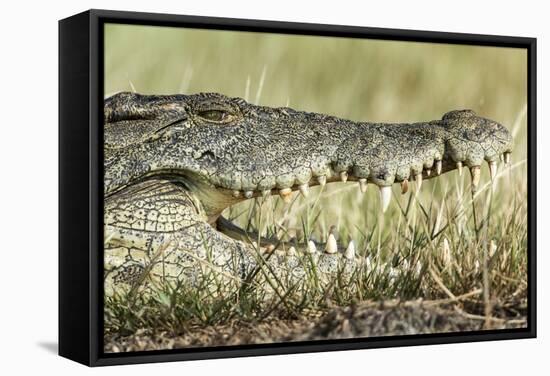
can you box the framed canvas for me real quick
[59,9,537,366]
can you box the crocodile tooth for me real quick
[307,240,317,253]
[456,161,463,176]
[379,186,391,213]
[288,246,297,256]
[435,160,442,175]
[279,188,293,203]
[489,161,498,181]
[426,168,432,177]
[232,190,241,198]
[401,179,409,194]
[299,183,310,197]
[325,233,338,254]
[244,190,254,199]
[415,173,423,191]
[317,175,327,186]
[339,171,348,182]
[470,166,481,191]
[344,240,355,260]
[503,152,511,165]
[261,190,271,198]
[358,178,368,193]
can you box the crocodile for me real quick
[103,92,512,296]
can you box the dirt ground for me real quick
[104,299,527,353]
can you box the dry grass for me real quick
[103,24,529,350]
[105,297,526,352]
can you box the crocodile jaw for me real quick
[104,93,513,218]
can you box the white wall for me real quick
[0,0,546,374]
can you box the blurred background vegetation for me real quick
[104,24,528,342]
[104,24,526,125]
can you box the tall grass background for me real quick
[104,24,528,337]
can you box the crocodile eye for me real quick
[197,110,232,123]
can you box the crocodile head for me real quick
[104,92,512,220]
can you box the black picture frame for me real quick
[59,9,537,367]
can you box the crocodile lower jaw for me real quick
[207,151,511,256]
